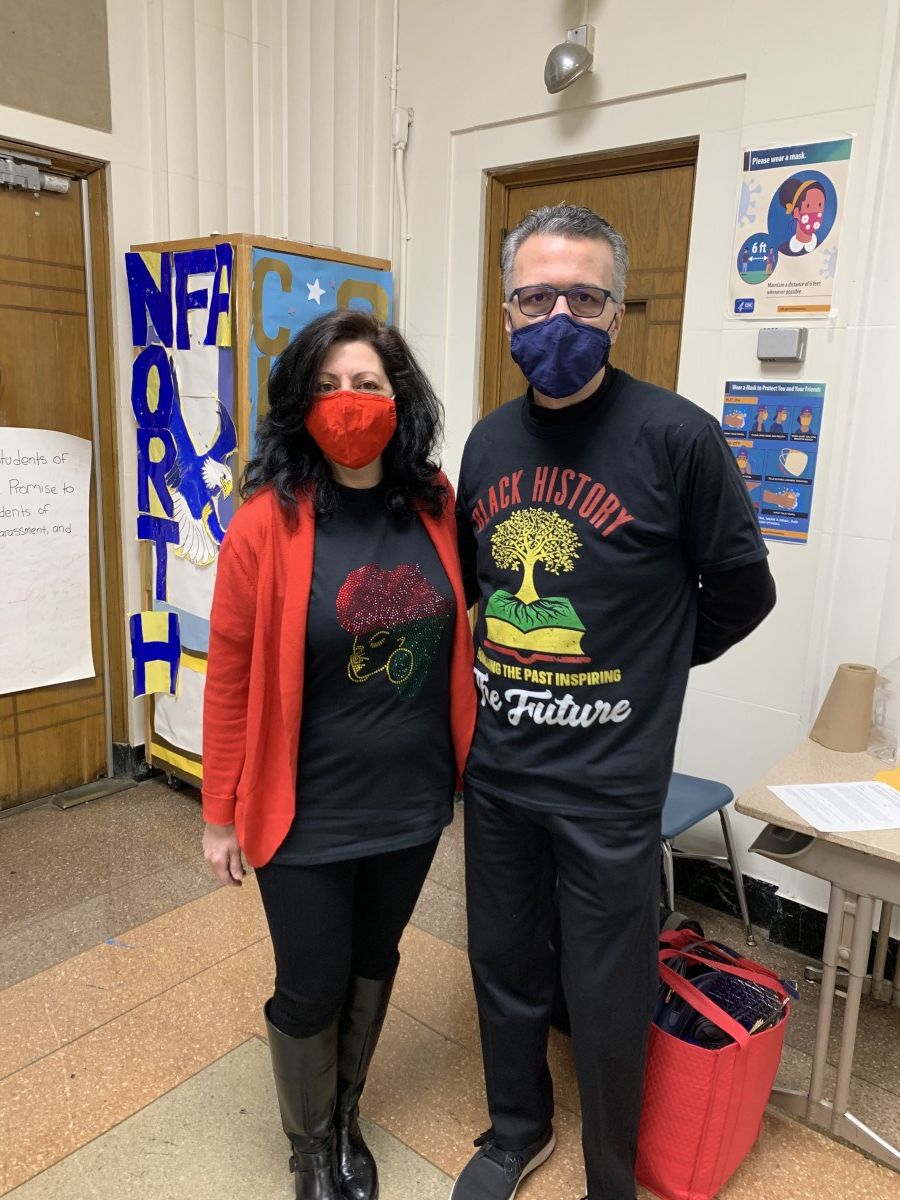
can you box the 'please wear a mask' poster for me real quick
[721,380,826,545]
[729,137,853,319]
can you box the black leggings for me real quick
[256,837,439,1038]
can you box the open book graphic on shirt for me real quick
[484,590,588,664]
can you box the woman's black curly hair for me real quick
[242,309,447,519]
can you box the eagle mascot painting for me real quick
[165,377,238,567]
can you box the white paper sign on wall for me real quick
[0,428,94,695]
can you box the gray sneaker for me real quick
[449,1126,555,1200]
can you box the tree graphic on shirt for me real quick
[491,509,581,604]
[484,509,588,664]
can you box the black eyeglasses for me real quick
[508,284,617,318]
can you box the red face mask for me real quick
[306,390,397,470]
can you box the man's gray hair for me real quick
[501,203,629,303]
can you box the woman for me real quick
[777,177,827,256]
[201,309,475,1200]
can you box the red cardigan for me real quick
[201,479,476,867]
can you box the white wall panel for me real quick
[224,0,252,40]
[165,169,202,240]
[194,8,228,233]
[285,0,313,241]
[195,0,225,29]
[158,0,199,179]
[144,0,172,233]
[118,0,391,247]
[255,0,278,49]
[255,39,276,235]
[879,528,900,670]
[333,0,362,248]
[262,0,287,233]
[224,28,255,229]
[309,0,337,246]
[369,0,394,260]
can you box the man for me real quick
[451,205,775,1200]
[795,406,816,436]
[750,405,770,434]
[769,405,789,434]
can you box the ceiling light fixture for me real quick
[544,23,596,94]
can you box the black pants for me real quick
[464,785,661,1200]
[256,837,439,1038]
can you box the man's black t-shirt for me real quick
[273,482,457,864]
[456,368,767,815]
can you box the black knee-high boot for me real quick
[334,975,395,1200]
[265,1002,342,1200]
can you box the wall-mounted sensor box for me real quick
[756,326,807,362]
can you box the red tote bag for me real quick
[636,938,790,1200]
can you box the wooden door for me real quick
[481,141,697,415]
[0,176,107,807]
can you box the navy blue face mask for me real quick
[509,312,612,400]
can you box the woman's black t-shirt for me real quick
[272,481,457,865]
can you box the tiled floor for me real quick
[1,780,899,1199]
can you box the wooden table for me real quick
[735,741,900,1169]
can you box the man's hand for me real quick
[202,822,245,886]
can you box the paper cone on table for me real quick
[810,663,876,752]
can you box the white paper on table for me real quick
[768,781,900,832]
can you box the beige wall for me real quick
[395,0,900,915]
[0,0,111,131]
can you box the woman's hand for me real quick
[202,822,245,886]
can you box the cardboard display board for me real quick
[124,235,392,786]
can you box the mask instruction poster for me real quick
[730,137,853,319]
[721,380,825,544]
[0,428,94,694]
